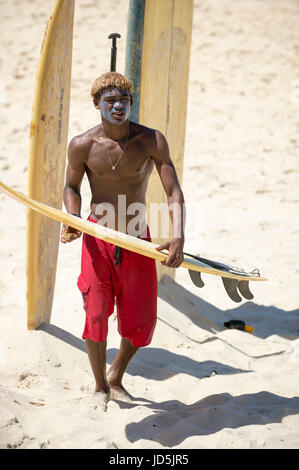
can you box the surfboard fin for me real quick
[237,280,254,300]
[188,269,205,288]
[221,277,242,303]
[188,270,255,302]
[222,278,255,302]
[184,251,258,302]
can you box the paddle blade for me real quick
[221,277,242,303]
[237,280,254,300]
[188,269,205,288]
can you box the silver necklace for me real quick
[104,127,129,171]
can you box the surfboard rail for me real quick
[0,180,267,284]
[125,0,194,282]
[26,0,75,330]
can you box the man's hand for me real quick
[61,224,82,243]
[155,238,184,268]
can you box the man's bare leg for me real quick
[85,338,109,410]
[107,337,138,400]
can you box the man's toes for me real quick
[92,391,109,411]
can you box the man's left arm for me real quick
[150,130,185,268]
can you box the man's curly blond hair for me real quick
[91,72,133,100]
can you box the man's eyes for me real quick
[105,98,129,102]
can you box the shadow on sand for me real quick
[37,323,250,380]
[38,275,298,382]
[124,391,299,446]
[158,275,299,341]
[38,278,299,447]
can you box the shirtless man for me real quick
[61,72,185,408]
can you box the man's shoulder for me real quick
[130,121,164,143]
[69,125,101,150]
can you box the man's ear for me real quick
[93,97,100,109]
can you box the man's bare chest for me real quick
[86,139,154,178]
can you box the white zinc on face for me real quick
[99,87,132,125]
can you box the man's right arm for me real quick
[61,136,87,243]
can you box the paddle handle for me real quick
[108,33,121,71]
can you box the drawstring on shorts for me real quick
[114,246,123,266]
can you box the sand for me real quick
[0,0,299,449]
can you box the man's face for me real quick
[95,87,132,125]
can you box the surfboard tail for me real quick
[188,267,256,303]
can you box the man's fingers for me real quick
[67,231,82,241]
[173,258,184,268]
[64,232,74,242]
[155,243,169,265]
[61,229,82,243]
[165,253,184,268]
[163,252,177,267]
[155,243,169,252]
[154,243,184,268]
[174,253,184,268]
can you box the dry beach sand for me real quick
[0,0,299,449]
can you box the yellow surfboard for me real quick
[125,0,194,281]
[0,180,267,305]
[27,0,75,330]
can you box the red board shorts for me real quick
[77,216,158,347]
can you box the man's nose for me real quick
[113,100,123,110]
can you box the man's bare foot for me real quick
[109,383,133,401]
[92,387,110,412]
[107,371,132,401]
